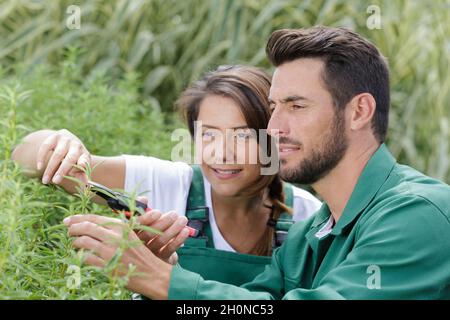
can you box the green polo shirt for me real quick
[168,144,450,299]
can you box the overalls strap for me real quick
[273,182,295,248]
[185,165,212,247]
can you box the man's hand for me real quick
[64,214,172,299]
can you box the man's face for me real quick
[267,58,348,184]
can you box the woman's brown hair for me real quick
[176,65,292,256]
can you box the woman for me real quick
[12,65,321,286]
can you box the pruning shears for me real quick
[87,180,199,237]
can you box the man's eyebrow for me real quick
[268,95,311,104]
[202,124,249,130]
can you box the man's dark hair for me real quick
[266,26,390,142]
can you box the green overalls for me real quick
[176,165,295,286]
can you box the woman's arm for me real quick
[14,130,191,265]
[11,129,125,203]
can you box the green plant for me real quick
[1,0,448,182]
[0,67,171,299]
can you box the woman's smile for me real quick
[210,166,243,180]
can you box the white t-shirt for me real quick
[122,155,322,252]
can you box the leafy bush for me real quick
[0,57,175,299]
[1,0,448,181]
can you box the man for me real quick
[63,26,450,299]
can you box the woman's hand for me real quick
[64,214,172,299]
[137,211,190,264]
[37,129,91,185]
[134,197,190,264]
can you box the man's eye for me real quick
[292,104,306,110]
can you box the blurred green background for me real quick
[0,0,449,299]
[1,0,449,181]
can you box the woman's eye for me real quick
[237,133,249,139]
[235,132,252,140]
[202,131,216,138]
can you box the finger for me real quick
[65,169,89,193]
[141,211,178,244]
[67,166,84,181]
[135,210,162,243]
[42,138,70,184]
[147,215,187,252]
[64,214,124,232]
[76,153,90,182]
[74,171,89,187]
[76,153,90,177]
[77,153,90,168]
[72,235,113,261]
[167,252,179,265]
[137,211,176,247]
[52,144,83,184]
[68,221,118,244]
[157,227,189,261]
[148,211,179,232]
[83,253,106,268]
[36,134,58,171]
[67,161,89,186]
[136,209,162,227]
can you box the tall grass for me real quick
[0,58,174,298]
[1,0,448,182]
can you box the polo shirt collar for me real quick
[330,143,396,235]
[309,144,395,232]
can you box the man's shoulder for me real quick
[362,163,450,229]
[387,163,450,215]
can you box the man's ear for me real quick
[348,93,376,132]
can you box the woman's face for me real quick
[196,94,262,197]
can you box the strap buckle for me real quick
[186,206,209,239]
[274,230,288,247]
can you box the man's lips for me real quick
[278,144,301,154]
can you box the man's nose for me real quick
[267,107,288,137]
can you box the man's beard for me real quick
[279,110,348,185]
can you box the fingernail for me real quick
[170,212,177,219]
[53,175,62,184]
[183,227,192,238]
[63,217,70,226]
[42,175,49,184]
[37,162,42,170]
